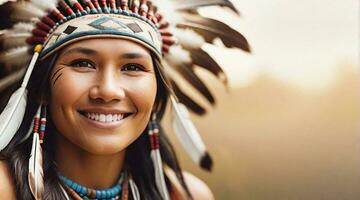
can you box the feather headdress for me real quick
[0,0,250,197]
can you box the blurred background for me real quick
[165,0,360,199]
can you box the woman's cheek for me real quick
[51,71,93,102]
[123,76,157,108]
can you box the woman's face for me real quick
[49,38,157,155]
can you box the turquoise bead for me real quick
[106,190,111,198]
[74,183,81,192]
[80,186,87,195]
[101,190,106,198]
[96,190,101,198]
[110,189,115,197]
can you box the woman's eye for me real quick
[70,60,96,69]
[122,64,144,72]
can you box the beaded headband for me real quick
[41,13,163,59]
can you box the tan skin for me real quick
[0,38,214,200]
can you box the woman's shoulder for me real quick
[0,160,16,199]
[165,167,215,200]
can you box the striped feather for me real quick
[0,32,31,49]
[178,13,251,52]
[172,28,205,49]
[171,80,206,115]
[30,0,57,11]
[11,1,46,21]
[0,67,26,93]
[170,96,212,170]
[0,46,31,69]
[165,46,215,104]
[188,48,228,85]
[12,22,35,33]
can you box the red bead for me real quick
[74,2,84,12]
[51,9,65,21]
[91,0,101,9]
[36,21,52,32]
[26,36,46,45]
[109,0,116,9]
[84,0,95,10]
[32,29,48,37]
[59,0,75,15]
[42,16,56,27]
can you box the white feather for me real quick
[0,46,31,68]
[13,22,35,33]
[152,0,182,24]
[30,0,57,11]
[1,32,31,49]
[0,0,11,5]
[172,28,205,49]
[12,2,46,21]
[170,96,207,164]
[0,49,40,150]
[164,45,191,66]
[150,150,170,200]
[148,120,170,200]
[0,87,27,150]
[28,131,44,200]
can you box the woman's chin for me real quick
[77,137,131,155]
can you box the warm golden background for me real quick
[165,0,359,199]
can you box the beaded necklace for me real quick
[60,173,128,200]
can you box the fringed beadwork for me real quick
[39,105,46,144]
[149,119,160,151]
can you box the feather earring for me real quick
[28,104,45,200]
[148,114,170,200]
[0,44,43,151]
[170,95,213,170]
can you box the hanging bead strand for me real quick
[39,106,46,144]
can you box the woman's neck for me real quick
[54,133,125,189]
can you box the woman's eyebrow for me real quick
[62,47,98,57]
[120,53,150,59]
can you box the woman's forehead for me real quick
[59,38,151,57]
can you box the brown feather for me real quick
[170,80,206,115]
[173,62,215,105]
[173,0,239,14]
[187,48,228,85]
[178,14,251,52]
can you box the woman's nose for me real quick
[89,70,125,103]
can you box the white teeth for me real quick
[106,114,112,122]
[84,112,127,123]
[99,114,106,122]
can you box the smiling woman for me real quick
[0,0,249,200]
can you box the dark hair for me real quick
[0,50,192,199]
